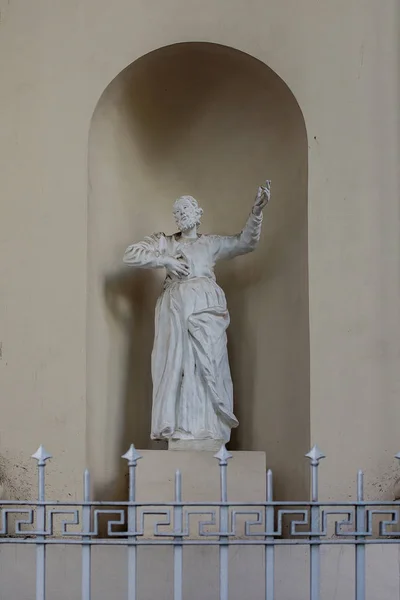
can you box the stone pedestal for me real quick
[168,438,225,451]
[136,449,266,502]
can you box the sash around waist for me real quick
[163,274,217,289]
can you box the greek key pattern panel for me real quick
[0,505,399,540]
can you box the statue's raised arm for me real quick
[122,183,270,451]
[210,180,271,262]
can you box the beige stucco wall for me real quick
[0,0,399,502]
[1,545,399,599]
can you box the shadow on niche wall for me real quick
[104,268,166,450]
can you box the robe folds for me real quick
[123,212,263,443]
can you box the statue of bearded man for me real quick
[123,182,270,450]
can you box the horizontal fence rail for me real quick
[0,445,400,600]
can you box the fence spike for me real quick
[31,445,52,465]
[214,445,232,465]
[305,445,325,465]
[122,444,142,466]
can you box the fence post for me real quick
[265,469,275,600]
[214,445,232,600]
[122,444,142,600]
[32,446,52,600]
[306,445,325,600]
[355,470,365,600]
[82,469,91,600]
[173,470,183,600]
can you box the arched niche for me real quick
[87,42,309,501]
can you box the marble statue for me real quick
[123,182,271,450]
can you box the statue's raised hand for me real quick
[252,180,271,216]
[160,254,190,278]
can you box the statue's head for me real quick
[173,195,203,232]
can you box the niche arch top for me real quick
[87,42,309,501]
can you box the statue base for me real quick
[136,449,266,505]
[168,438,225,451]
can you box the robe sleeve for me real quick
[123,233,167,268]
[210,212,263,261]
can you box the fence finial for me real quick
[306,445,325,466]
[214,445,232,465]
[122,444,142,466]
[31,445,52,465]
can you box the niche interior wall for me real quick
[87,42,309,500]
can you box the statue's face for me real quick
[173,197,198,232]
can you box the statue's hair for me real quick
[173,195,204,226]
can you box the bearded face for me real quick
[173,197,202,232]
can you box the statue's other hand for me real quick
[160,255,190,278]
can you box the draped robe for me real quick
[123,212,263,443]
